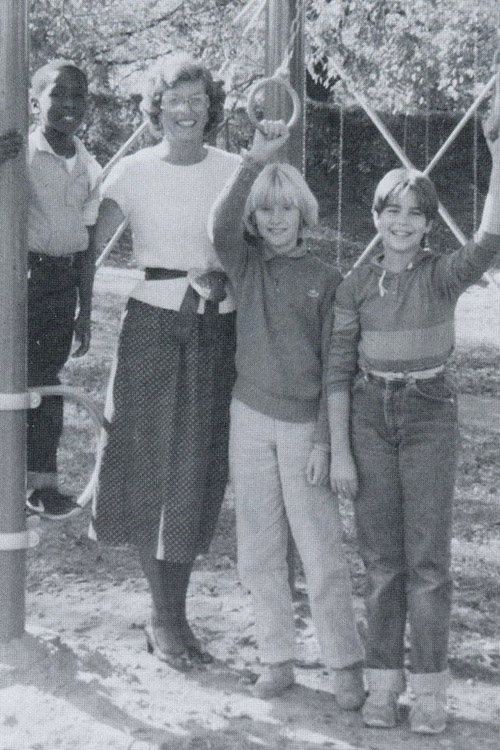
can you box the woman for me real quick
[90,54,241,670]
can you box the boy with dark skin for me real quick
[1,60,101,517]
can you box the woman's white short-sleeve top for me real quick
[103,143,241,311]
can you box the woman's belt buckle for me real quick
[187,268,228,304]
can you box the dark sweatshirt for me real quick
[212,158,342,445]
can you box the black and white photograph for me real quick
[0,2,499,748]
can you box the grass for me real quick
[26,260,500,686]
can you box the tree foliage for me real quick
[26,0,500,166]
[29,0,261,95]
[308,0,500,113]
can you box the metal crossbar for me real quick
[326,57,499,268]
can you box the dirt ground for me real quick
[0,268,499,750]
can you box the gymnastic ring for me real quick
[247,74,301,132]
[28,385,103,521]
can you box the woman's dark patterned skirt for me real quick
[91,298,236,561]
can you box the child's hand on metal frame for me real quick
[0,129,23,165]
[249,119,289,165]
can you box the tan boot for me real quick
[253,660,295,699]
[333,663,366,710]
[362,669,406,728]
[409,671,448,734]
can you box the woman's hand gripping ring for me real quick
[247,73,301,133]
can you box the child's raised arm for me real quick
[0,129,23,166]
[211,120,289,279]
[478,121,500,238]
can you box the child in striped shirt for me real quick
[326,124,500,734]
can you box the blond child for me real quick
[212,122,365,705]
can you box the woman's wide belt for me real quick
[144,267,229,343]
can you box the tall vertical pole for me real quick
[265,0,306,173]
[0,1,29,641]
[265,0,306,594]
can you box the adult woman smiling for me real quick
[91,55,241,669]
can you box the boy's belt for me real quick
[29,252,80,269]
[144,267,228,344]
[144,268,187,281]
[364,365,446,383]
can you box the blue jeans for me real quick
[230,399,364,667]
[350,373,459,673]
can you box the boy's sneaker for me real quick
[333,664,366,710]
[253,661,295,699]
[361,690,399,728]
[27,488,78,519]
[410,693,447,734]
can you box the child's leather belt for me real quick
[364,365,446,383]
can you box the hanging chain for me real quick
[274,0,306,78]
[472,27,479,235]
[336,97,344,271]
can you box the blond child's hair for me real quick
[243,162,319,240]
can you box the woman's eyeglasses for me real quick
[161,94,209,111]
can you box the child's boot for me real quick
[362,668,406,728]
[253,660,295,698]
[409,671,448,734]
[333,662,366,710]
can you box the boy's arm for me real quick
[477,123,500,237]
[211,157,262,279]
[327,390,358,500]
[73,224,96,357]
[437,125,500,295]
[0,130,23,166]
[326,276,361,499]
[312,270,343,450]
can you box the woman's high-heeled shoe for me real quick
[144,624,192,671]
[180,620,214,664]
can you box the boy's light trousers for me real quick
[230,398,364,667]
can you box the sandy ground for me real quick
[1,267,499,750]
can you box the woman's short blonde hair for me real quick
[140,53,225,138]
[243,162,319,238]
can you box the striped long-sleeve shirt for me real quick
[326,234,500,392]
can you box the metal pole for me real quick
[265,0,306,594]
[0,1,29,641]
[265,0,305,173]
